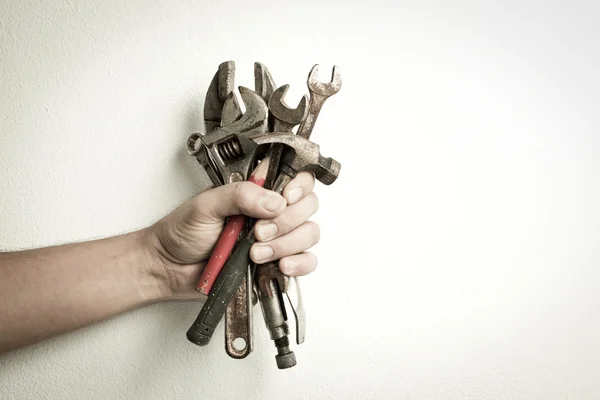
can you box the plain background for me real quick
[1,0,599,399]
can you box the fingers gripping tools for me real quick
[187,62,270,358]
[184,62,342,369]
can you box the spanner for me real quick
[186,66,270,358]
[256,85,309,368]
[224,63,280,359]
[266,65,342,352]
[296,65,342,139]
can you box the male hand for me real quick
[149,172,319,299]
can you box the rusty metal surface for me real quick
[204,61,236,133]
[256,263,289,298]
[249,132,341,189]
[224,267,253,358]
[268,85,309,132]
[296,64,342,139]
[256,262,296,369]
[254,62,277,104]
[264,84,309,192]
[186,61,343,368]
[192,87,269,185]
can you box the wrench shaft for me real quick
[297,95,327,139]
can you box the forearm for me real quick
[0,228,168,354]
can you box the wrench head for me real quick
[220,92,243,128]
[307,64,342,95]
[204,61,236,132]
[220,86,269,135]
[254,62,277,104]
[268,85,309,126]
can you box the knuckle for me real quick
[233,182,255,206]
[278,211,297,234]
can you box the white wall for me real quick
[1,0,600,398]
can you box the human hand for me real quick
[147,172,319,299]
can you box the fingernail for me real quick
[256,223,278,241]
[253,245,273,262]
[261,194,285,212]
[287,187,303,204]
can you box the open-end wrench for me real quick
[223,63,279,359]
[296,65,342,139]
[266,66,341,350]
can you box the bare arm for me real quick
[0,229,167,353]
[0,172,320,354]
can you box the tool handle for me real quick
[187,234,256,346]
[196,214,247,295]
[196,161,269,295]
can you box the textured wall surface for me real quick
[1,1,600,399]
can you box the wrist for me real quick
[136,227,175,301]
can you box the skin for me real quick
[0,172,319,354]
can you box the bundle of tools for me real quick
[185,61,342,369]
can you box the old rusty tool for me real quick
[261,66,342,355]
[188,61,238,187]
[296,65,342,139]
[186,132,341,348]
[255,84,308,369]
[223,63,279,359]
[204,61,239,133]
[185,86,269,352]
[187,87,269,297]
[254,62,277,109]
[256,262,296,368]
[265,84,308,191]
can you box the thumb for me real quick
[198,181,287,221]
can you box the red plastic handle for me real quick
[196,162,269,295]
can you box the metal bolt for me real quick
[274,336,296,369]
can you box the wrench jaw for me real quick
[297,64,342,139]
[204,61,236,133]
[254,62,278,135]
[186,133,225,187]
[254,62,277,104]
[198,88,269,184]
[307,64,342,94]
[220,92,243,128]
[268,85,309,131]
